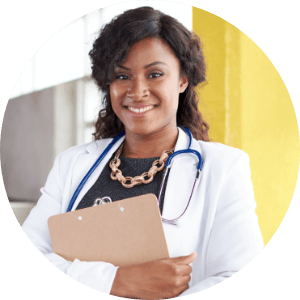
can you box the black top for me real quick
[75,155,169,214]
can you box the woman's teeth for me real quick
[127,105,154,113]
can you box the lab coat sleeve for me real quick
[180,152,264,296]
[22,152,119,294]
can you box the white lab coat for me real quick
[22,127,264,296]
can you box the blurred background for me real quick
[1,0,299,246]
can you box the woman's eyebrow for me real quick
[144,61,168,69]
[116,61,168,71]
[116,65,130,70]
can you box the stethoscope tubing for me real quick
[158,167,199,225]
[66,127,203,215]
[166,149,203,170]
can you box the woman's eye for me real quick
[116,74,129,80]
[149,72,163,79]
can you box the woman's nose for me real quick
[126,78,149,100]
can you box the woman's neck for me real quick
[121,126,178,158]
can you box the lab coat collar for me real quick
[85,135,125,154]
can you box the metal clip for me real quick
[93,196,112,206]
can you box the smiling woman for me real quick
[109,37,188,157]
[22,6,264,299]
[90,7,208,143]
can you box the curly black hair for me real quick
[89,6,209,141]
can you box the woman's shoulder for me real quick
[62,138,113,154]
[56,138,114,165]
[57,141,92,160]
[198,140,247,157]
[196,140,250,173]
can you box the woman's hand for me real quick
[110,252,197,299]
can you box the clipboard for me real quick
[48,193,169,267]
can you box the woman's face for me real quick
[109,37,188,136]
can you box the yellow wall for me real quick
[193,7,300,245]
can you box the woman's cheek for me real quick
[109,84,119,99]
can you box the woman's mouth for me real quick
[125,105,155,114]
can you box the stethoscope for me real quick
[66,127,204,225]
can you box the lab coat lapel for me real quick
[162,128,201,228]
[69,135,125,211]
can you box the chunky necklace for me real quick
[109,142,174,188]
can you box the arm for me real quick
[179,152,264,296]
[22,152,118,294]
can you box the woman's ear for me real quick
[179,75,189,93]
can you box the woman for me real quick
[22,6,264,299]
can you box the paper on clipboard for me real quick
[48,193,169,267]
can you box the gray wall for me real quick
[1,87,54,201]
[1,79,82,226]
[1,78,81,204]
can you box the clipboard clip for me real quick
[93,196,112,206]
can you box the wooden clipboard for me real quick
[48,193,169,267]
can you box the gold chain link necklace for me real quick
[109,142,174,188]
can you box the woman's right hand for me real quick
[110,252,197,299]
